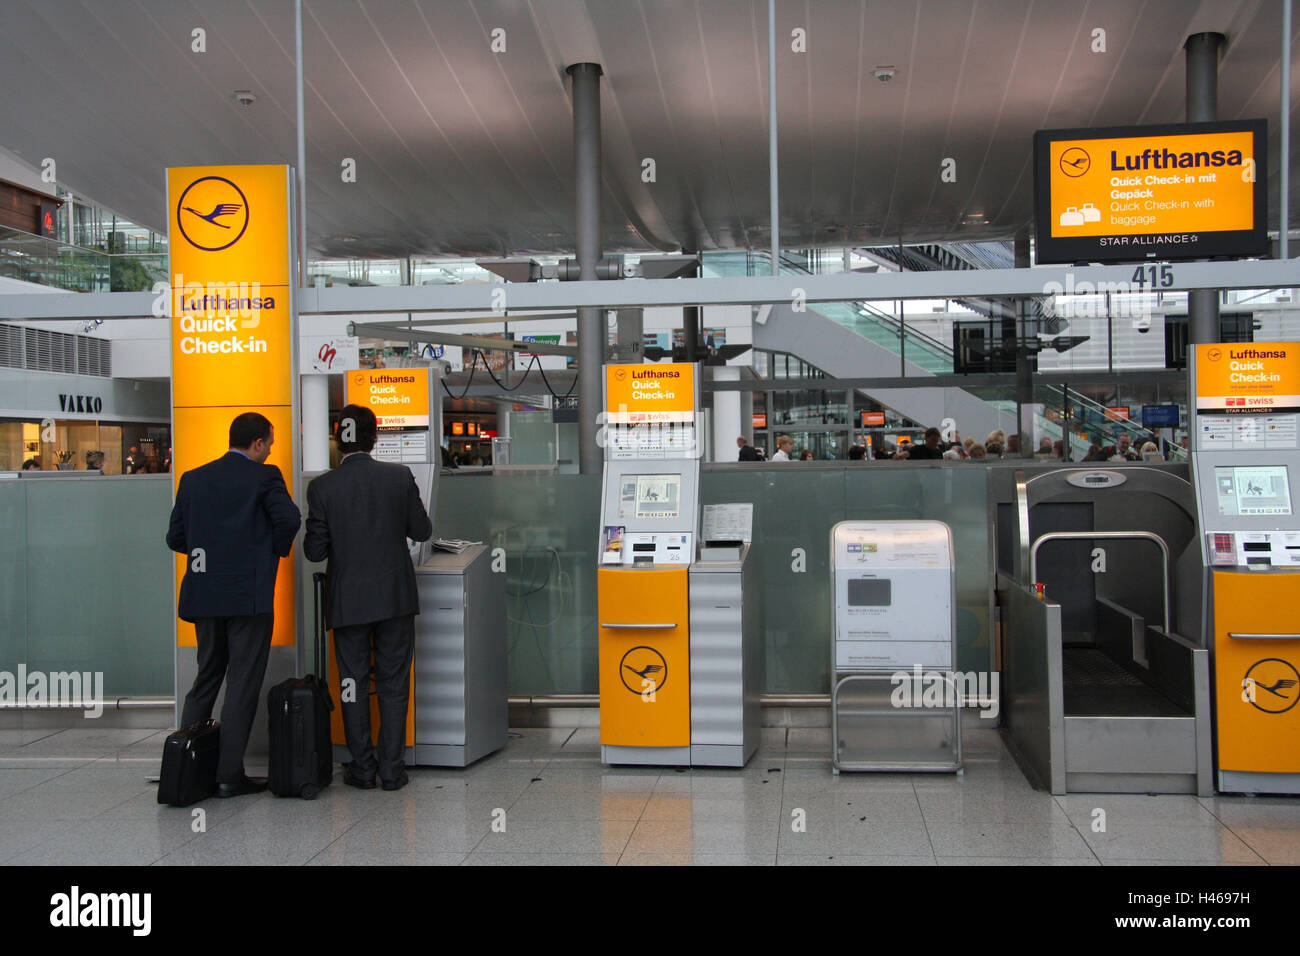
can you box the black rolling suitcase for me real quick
[267,572,335,799]
[157,719,220,806]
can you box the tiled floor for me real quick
[0,724,1296,865]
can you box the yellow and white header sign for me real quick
[1034,120,1266,264]
[168,164,298,648]
[345,369,430,429]
[605,362,696,423]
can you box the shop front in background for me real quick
[0,418,171,473]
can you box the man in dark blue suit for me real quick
[304,404,433,791]
[167,412,301,797]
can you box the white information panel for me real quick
[831,520,955,671]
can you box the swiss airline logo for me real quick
[175,176,249,252]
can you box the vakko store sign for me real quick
[1033,120,1267,264]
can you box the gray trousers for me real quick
[181,613,274,784]
[332,615,415,782]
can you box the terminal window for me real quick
[1215,465,1292,516]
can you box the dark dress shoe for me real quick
[217,776,268,798]
[343,768,376,790]
[381,771,410,792]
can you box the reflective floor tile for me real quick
[640,793,782,823]
[465,851,622,866]
[1081,824,1264,864]
[1225,827,1300,864]
[938,856,1101,866]
[10,818,204,866]
[1056,793,1221,828]
[781,791,925,824]
[307,846,466,866]
[777,820,934,856]
[917,791,1069,825]
[624,819,780,856]
[0,785,146,821]
[926,822,1095,860]
[777,854,937,866]
[507,790,650,822]
[476,819,636,855]
[619,849,776,866]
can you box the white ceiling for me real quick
[0,0,1294,258]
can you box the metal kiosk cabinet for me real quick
[412,544,507,766]
[330,543,507,768]
[1189,342,1300,794]
[830,520,962,774]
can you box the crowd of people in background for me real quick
[740,426,1174,463]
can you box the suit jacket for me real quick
[303,453,434,629]
[166,451,301,622]
[738,445,762,461]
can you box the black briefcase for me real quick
[157,719,220,806]
[267,573,334,799]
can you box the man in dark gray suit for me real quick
[167,412,301,797]
[303,404,433,791]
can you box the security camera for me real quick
[233,90,257,107]
[873,67,897,83]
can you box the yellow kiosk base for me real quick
[1213,570,1300,794]
[598,566,691,765]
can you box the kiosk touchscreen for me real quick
[1190,343,1300,793]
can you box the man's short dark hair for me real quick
[229,412,273,449]
[848,444,866,460]
[337,404,378,453]
[925,427,942,441]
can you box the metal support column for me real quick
[568,63,604,475]
[294,0,307,289]
[1283,0,1293,260]
[1186,32,1224,344]
[1014,236,1035,456]
[767,0,779,277]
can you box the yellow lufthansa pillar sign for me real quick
[167,165,298,647]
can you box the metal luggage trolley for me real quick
[830,521,963,774]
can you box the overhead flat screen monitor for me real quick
[633,474,682,519]
[1033,119,1267,263]
[1214,465,1292,516]
[1142,404,1180,428]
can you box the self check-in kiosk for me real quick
[326,364,507,767]
[598,362,759,767]
[1190,343,1300,794]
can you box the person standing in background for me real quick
[770,435,794,461]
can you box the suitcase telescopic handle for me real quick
[312,572,328,683]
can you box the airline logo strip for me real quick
[167,164,297,647]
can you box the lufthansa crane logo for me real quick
[1242,658,1299,714]
[619,645,667,695]
[1059,147,1090,178]
[176,176,250,252]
